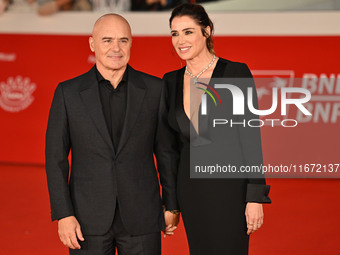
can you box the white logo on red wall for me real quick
[0,76,36,112]
[298,73,340,124]
[252,70,295,126]
[0,52,16,62]
[252,70,340,124]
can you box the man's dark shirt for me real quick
[96,66,128,152]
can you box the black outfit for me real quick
[45,65,179,255]
[69,202,161,255]
[163,58,271,255]
[97,67,128,151]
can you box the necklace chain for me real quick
[185,55,216,83]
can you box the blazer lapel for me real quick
[174,66,210,145]
[175,67,191,142]
[116,65,146,156]
[197,58,225,140]
[79,66,114,153]
[174,59,226,146]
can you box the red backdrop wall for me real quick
[1,35,339,170]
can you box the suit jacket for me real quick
[45,65,179,236]
[162,58,271,203]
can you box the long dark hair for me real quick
[169,3,215,54]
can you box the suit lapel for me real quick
[175,67,191,141]
[198,58,226,138]
[174,59,226,146]
[79,66,114,153]
[116,65,146,156]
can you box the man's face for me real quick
[89,16,132,73]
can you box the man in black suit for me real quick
[45,14,179,255]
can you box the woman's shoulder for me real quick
[218,57,249,68]
[162,66,185,81]
[218,57,252,77]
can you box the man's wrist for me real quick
[163,205,180,215]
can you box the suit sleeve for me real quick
[45,83,75,221]
[235,63,271,204]
[154,79,180,211]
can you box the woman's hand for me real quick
[245,202,263,235]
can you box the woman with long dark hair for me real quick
[163,3,271,254]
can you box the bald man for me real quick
[45,14,179,255]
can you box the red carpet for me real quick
[1,164,339,254]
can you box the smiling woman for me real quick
[170,6,214,60]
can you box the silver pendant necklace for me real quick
[185,55,216,84]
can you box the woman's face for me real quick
[170,15,209,61]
